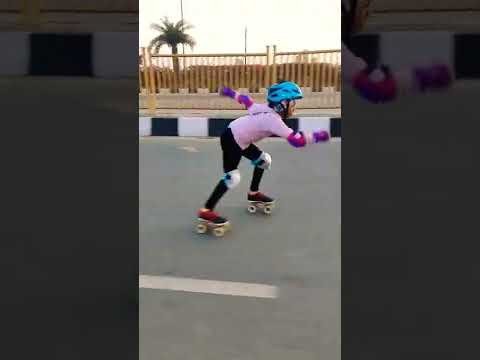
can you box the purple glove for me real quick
[414,64,452,92]
[313,130,330,143]
[220,86,236,98]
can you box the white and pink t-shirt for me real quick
[228,103,294,149]
[342,43,367,85]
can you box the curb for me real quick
[139,116,341,138]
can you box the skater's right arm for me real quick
[266,114,329,148]
[343,43,452,103]
[220,86,254,109]
[286,130,330,148]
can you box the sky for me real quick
[139,0,340,54]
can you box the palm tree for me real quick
[149,17,196,73]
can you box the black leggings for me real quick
[204,128,264,210]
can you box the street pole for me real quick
[244,27,247,65]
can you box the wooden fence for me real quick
[2,0,138,12]
[2,0,137,27]
[139,46,341,95]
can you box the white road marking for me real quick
[139,275,278,299]
[178,146,199,152]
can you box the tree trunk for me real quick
[172,45,180,74]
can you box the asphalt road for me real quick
[140,136,341,360]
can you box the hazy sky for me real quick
[140,0,340,54]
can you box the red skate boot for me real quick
[196,209,230,237]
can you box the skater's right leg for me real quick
[199,170,241,223]
[198,128,243,222]
[203,169,241,210]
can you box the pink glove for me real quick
[353,65,397,103]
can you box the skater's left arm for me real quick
[220,86,254,109]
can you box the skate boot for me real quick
[196,209,230,237]
[247,192,275,215]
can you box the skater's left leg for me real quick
[250,167,264,192]
[242,144,268,193]
[242,145,274,202]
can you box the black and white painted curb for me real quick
[350,32,480,79]
[139,117,341,138]
[0,32,136,77]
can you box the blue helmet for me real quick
[267,81,303,104]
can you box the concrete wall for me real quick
[139,91,341,110]
[0,13,137,32]
[371,0,480,11]
[367,2,480,32]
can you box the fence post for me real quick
[141,48,149,93]
[302,50,307,88]
[149,49,158,113]
[265,46,270,88]
[321,53,327,91]
[272,45,277,84]
[148,49,156,94]
[309,52,315,89]
[21,0,40,26]
[334,52,340,92]
[143,48,156,115]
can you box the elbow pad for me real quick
[236,94,254,108]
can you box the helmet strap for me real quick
[280,100,290,120]
[270,100,290,120]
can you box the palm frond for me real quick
[150,23,167,33]
[175,19,194,32]
[148,35,167,53]
[152,42,164,54]
[179,34,196,49]
[161,16,175,29]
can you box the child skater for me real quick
[342,0,452,103]
[197,81,330,226]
